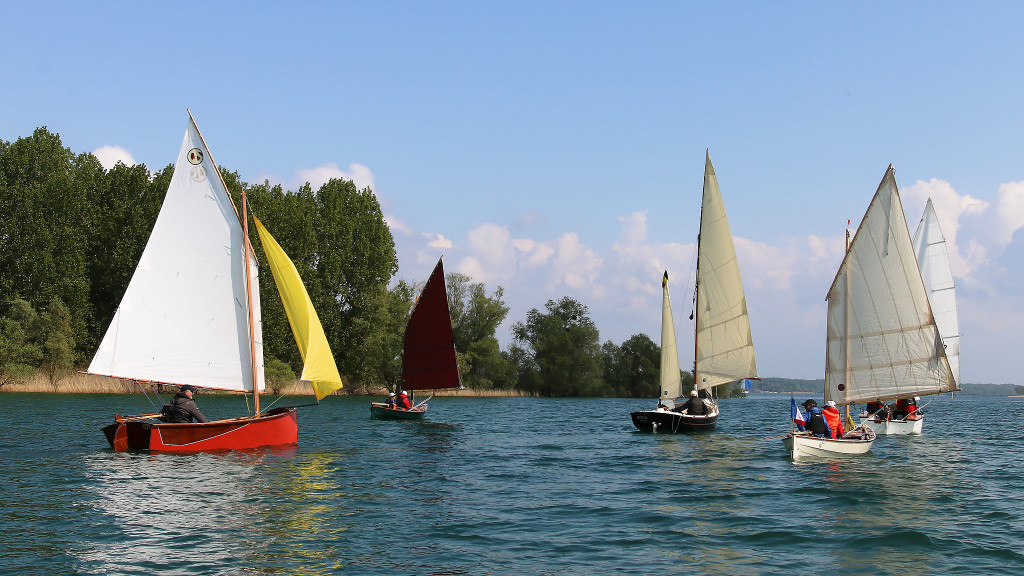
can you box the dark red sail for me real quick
[401,258,461,390]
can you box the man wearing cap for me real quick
[396,390,411,410]
[803,399,831,438]
[160,385,210,423]
[384,392,397,408]
[677,389,707,415]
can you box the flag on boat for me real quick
[791,396,805,427]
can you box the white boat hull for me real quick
[784,428,875,460]
[858,414,923,435]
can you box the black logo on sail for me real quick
[187,148,204,165]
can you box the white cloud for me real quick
[295,162,376,192]
[994,181,1024,245]
[92,146,136,170]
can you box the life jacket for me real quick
[822,407,844,438]
[397,395,411,410]
[806,408,831,437]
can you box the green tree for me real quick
[447,272,513,389]
[39,298,75,389]
[602,333,660,398]
[511,297,604,396]
[0,129,93,354]
[0,299,43,388]
[358,280,415,390]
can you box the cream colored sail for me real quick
[88,113,265,393]
[825,166,955,406]
[694,152,758,392]
[659,271,683,402]
[912,199,961,386]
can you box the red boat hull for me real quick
[101,407,298,453]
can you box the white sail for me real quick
[659,272,683,401]
[694,152,758,391]
[912,199,961,386]
[825,166,954,406]
[88,113,265,393]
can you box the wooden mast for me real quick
[241,188,261,415]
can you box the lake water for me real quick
[1,392,1021,575]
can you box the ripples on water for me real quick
[1,392,1022,575]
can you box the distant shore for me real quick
[0,372,533,397]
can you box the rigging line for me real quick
[136,380,164,411]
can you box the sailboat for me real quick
[630,152,758,432]
[858,198,961,434]
[784,165,954,458]
[92,111,343,452]
[370,257,461,420]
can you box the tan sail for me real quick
[694,152,758,391]
[825,165,956,406]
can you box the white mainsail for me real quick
[88,113,265,392]
[825,166,955,406]
[694,152,758,392]
[659,271,682,402]
[912,199,961,386]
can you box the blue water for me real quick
[1,392,1022,575]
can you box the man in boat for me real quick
[677,390,707,415]
[862,400,889,420]
[384,392,397,408]
[822,400,845,439]
[891,396,920,420]
[794,399,816,431]
[396,390,411,410]
[804,401,831,438]
[161,385,209,423]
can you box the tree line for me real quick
[0,126,743,399]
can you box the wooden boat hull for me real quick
[858,414,923,435]
[630,408,718,432]
[370,402,427,420]
[783,427,876,459]
[101,407,298,453]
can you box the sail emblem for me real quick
[191,165,207,183]
[187,148,204,165]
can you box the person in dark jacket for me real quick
[161,385,210,423]
[795,399,817,431]
[805,404,832,438]
[678,390,707,415]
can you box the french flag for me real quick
[791,396,805,427]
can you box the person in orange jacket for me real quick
[822,400,845,439]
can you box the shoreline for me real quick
[0,372,533,398]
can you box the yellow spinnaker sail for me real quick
[255,217,343,400]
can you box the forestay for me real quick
[825,166,956,406]
[255,217,343,401]
[659,272,683,402]
[912,199,961,386]
[88,115,265,392]
[694,152,758,391]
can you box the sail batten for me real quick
[88,116,264,393]
[694,153,758,391]
[825,167,955,406]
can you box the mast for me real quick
[241,188,260,415]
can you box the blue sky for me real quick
[4,2,1022,383]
